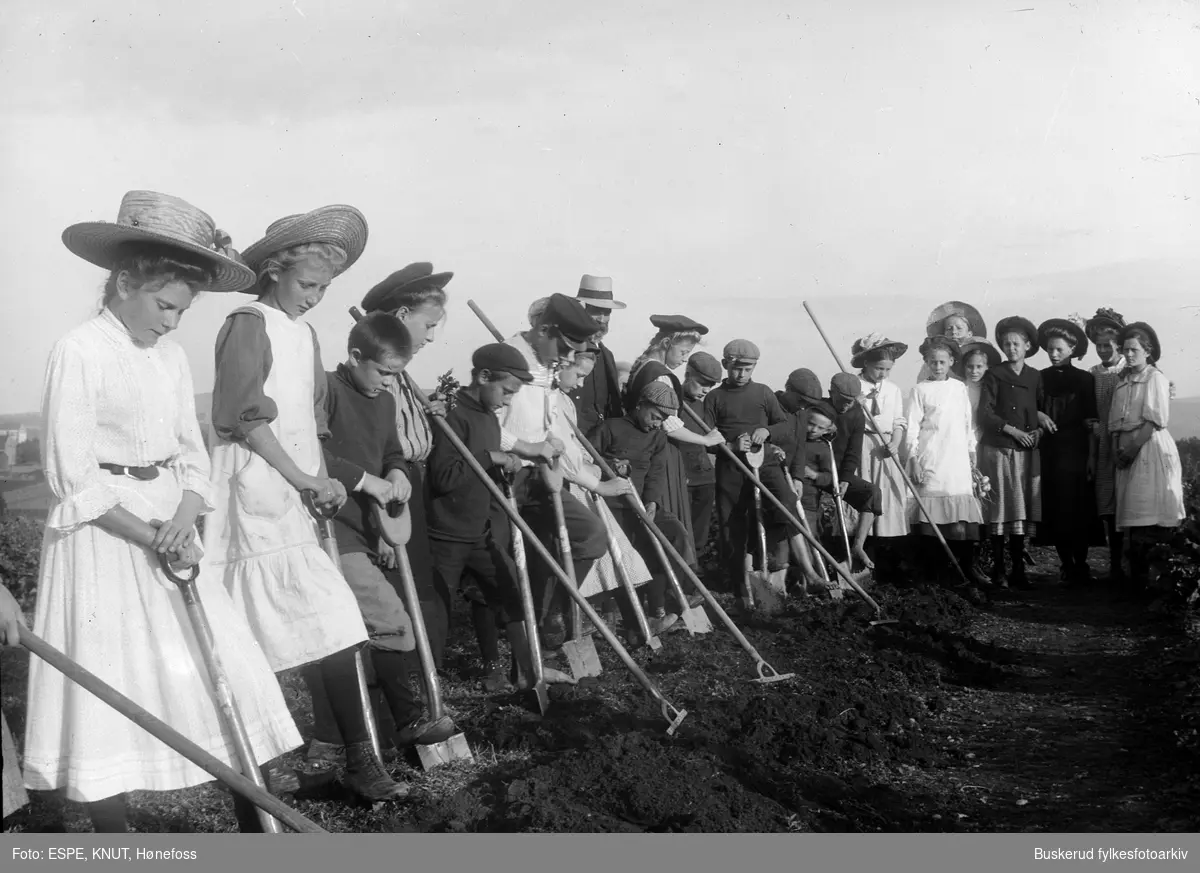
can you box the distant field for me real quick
[5,391,1200,441]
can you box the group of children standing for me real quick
[7,188,1189,834]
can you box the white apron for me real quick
[859,378,910,537]
[202,302,367,672]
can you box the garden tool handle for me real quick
[19,630,326,833]
[801,300,969,587]
[680,403,882,613]
[157,553,200,586]
[468,299,507,342]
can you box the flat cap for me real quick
[649,314,709,336]
[686,351,723,384]
[807,398,839,423]
[722,339,760,363]
[785,368,822,400]
[539,293,604,351]
[472,343,534,383]
[830,372,862,398]
[638,381,680,415]
[362,262,453,313]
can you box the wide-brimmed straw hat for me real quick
[957,337,1002,369]
[576,274,626,310]
[240,205,368,287]
[1084,306,1126,342]
[1119,321,1161,364]
[850,333,908,369]
[926,301,986,338]
[1037,318,1089,360]
[361,262,453,314]
[994,316,1039,355]
[61,190,256,293]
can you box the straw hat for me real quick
[1037,318,1089,360]
[850,333,908,369]
[361,262,453,314]
[576,275,626,310]
[61,190,256,293]
[926,301,986,339]
[1120,322,1161,364]
[240,205,368,286]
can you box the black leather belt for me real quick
[99,462,168,481]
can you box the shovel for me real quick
[787,473,843,602]
[624,490,713,636]
[301,491,385,766]
[500,479,551,715]
[594,490,662,651]
[376,502,474,769]
[826,438,874,596]
[744,447,788,615]
[156,555,283,834]
[546,467,603,679]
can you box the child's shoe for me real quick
[301,739,344,773]
[395,714,458,747]
[343,741,413,802]
[652,608,686,634]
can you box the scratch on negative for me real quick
[293,1,306,18]
[1043,58,1079,144]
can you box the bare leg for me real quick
[788,534,828,591]
[506,621,576,688]
[852,512,876,570]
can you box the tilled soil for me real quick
[4,548,1199,833]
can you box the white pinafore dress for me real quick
[202,302,367,672]
[858,378,910,537]
[22,310,301,803]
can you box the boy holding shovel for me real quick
[427,343,578,689]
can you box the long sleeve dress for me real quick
[857,377,909,537]
[1037,364,1101,547]
[1108,366,1185,531]
[202,302,368,673]
[903,379,984,539]
[1089,359,1125,519]
[22,308,301,803]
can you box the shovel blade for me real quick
[680,606,713,635]
[749,569,788,615]
[562,637,603,679]
[416,733,475,770]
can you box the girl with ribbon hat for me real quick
[23,192,302,831]
[850,333,911,547]
[1034,317,1102,586]
[203,206,412,803]
[1108,322,1185,589]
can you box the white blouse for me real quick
[41,308,213,532]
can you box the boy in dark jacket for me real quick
[427,343,577,689]
[701,340,801,611]
[588,381,694,643]
[310,312,450,787]
[677,352,723,558]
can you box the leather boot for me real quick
[343,741,412,802]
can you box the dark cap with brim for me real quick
[472,343,534,383]
[539,293,604,350]
[686,351,723,385]
[723,339,760,363]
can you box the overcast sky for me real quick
[1,0,1197,415]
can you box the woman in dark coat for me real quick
[1034,318,1100,585]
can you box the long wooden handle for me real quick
[468,299,506,342]
[679,402,880,606]
[800,300,968,585]
[19,631,326,833]
[401,372,683,722]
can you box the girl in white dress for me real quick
[203,206,409,802]
[851,334,910,539]
[1108,322,1185,588]
[904,337,987,584]
[23,191,302,832]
